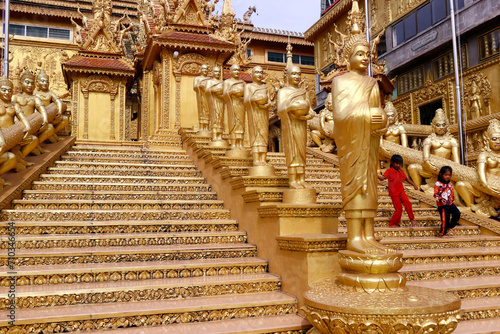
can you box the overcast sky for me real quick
[215,0,321,34]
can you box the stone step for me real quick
[460,296,500,321]
[0,219,239,235]
[338,216,443,228]
[0,273,281,310]
[401,246,500,265]
[1,208,231,222]
[407,275,500,299]
[38,174,207,185]
[0,292,298,332]
[338,225,480,239]
[65,150,191,159]
[338,207,438,220]
[0,257,268,287]
[320,198,419,208]
[31,181,212,192]
[0,230,247,249]
[313,184,387,192]
[317,191,395,201]
[89,314,310,334]
[384,235,500,250]
[70,145,184,154]
[21,190,219,201]
[10,199,225,211]
[401,258,500,281]
[61,155,194,165]
[47,167,202,177]
[454,317,500,333]
[0,243,257,266]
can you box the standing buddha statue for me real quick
[407,108,459,194]
[277,65,315,189]
[244,66,274,175]
[34,69,69,141]
[204,66,227,146]
[223,64,247,154]
[193,64,211,134]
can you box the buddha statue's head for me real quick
[36,69,50,91]
[385,101,398,125]
[343,18,370,73]
[212,66,221,79]
[485,119,500,152]
[200,64,209,76]
[230,64,240,80]
[325,93,333,112]
[252,66,264,83]
[287,65,302,87]
[0,76,14,103]
[20,69,36,95]
[431,109,449,135]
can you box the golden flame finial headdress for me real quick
[432,108,448,125]
[486,119,500,137]
[20,69,35,82]
[384,101,397,113]
[0,76,13,88]
[36,68,49,82]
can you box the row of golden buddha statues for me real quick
[0,69,69,188]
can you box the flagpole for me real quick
[364,0,372,76]
[449,0,465,164]
[3,0,10,77]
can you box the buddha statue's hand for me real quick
[23,126,31,140]
[423,159,437,172]
[39,121,48,132]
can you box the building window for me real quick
[432,45,468,80]
[419,100,443,125]
[3,23,71,41]
[397,66,425,95]
[377,34,387,57]
[267,51,314,66]
[392,0,465,47]
[479,27,500,60]
[247,49,252,58]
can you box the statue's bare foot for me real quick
[347,239,382,255]
[365,236,397,253]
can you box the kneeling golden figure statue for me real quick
[35,69,69,141]
[301,2,460,333]
[277,65,316,203]
[309,93,335,153]
[407,109,459,195]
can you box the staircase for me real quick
[0,136,310,333]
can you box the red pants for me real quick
[390,191,414,226]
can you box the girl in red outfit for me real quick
[378,155,419,227]
[434,166,461,237]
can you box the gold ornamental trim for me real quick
[258,204,342,218]
[277,239,347,252]
[230,176,289,190]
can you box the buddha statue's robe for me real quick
[244,83,269,153]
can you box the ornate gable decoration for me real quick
[172,0,208,26]
[71,0,132,54]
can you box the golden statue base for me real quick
[283,188,317,204]
[225,148,250,158]
[209,139,230,148]
[303,279,461,334]
[248,165,275,177]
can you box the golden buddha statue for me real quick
[244,66,273,169]
[331,26,390,254]
[408,109,459,193]
[204,66,227,146]
[193,64,211,134]
[310,93,335,153]
[34,69,69,140]
[223,64,246,152]
[455,119,500,216]
[277,65,315,189]
[12,70,55,152]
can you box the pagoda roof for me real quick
[62,54,135,84]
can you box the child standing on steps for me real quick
[434,166,461,237]
[378,155,419,227]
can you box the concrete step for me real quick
[54,160,199,171]
[401,246,500,265]
[460,296,500,321]
[31,181,213,192]
[0,243,257,266]
[0,292,298,332]
[89,314,311,334]
[1,208,231,222]
[0,219,239,235]
[65,150,191,159]
[454,317,500,333]
[21,190,219,201]
[10,199,225,211]
[0,273,281,309]
[407,275,500,299]
[338,225,480,239]
[0,230,247,249]
[38,174,207,185]
[47,166,202,177]
[383,234,500,250]
[0,257,269,287]
[61,155,194,165]
[69,145,184,154]
[401,258,500,281]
